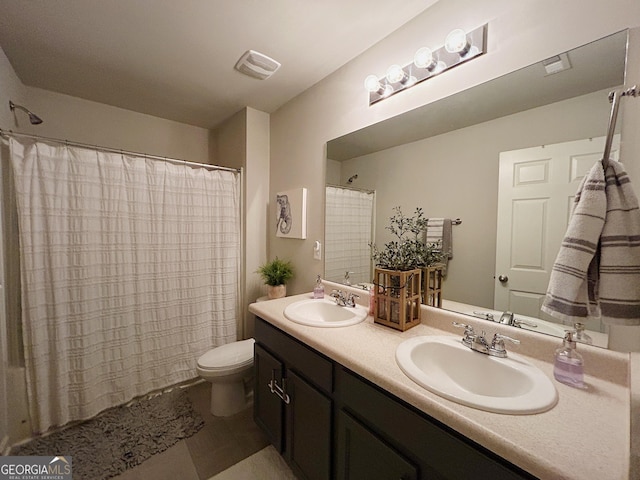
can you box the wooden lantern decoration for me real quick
[373,267,422,331]
[423,266,443,307]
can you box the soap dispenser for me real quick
[553,331,584,388]
[313,275,325,299]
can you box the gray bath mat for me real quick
[11,388,204,480]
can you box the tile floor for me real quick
[111,382,272,480]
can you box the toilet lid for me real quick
[197,338,255,371]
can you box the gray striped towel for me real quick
[426,218,453,276]
[541,159,640,325]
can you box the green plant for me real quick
[256,257,294,286]
[370,206,443,271]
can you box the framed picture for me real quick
[276,188,307,239]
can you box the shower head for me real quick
[347,174,358,184]
[9,100,43,125]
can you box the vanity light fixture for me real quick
[365,24,487,105]
[444,29,472,56]
[364,74,394,97]
[386,64,415,86]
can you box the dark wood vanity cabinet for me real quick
[254,318,332,480]
[254,317,536,480]
[336,409,418,480]
[335,367,537,480]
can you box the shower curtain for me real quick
[9,137,241,433]
[325,186,375,285]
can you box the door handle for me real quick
[498,275,508,283]
[268,369,291,404]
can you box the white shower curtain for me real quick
[325,186,375,285]
[9,137,241,433]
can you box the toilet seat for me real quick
[197,338,255,372]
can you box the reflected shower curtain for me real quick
[325,186,375,285]
[9,137,240,433]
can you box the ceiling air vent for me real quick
[234,50,281,80]
[542,53,571,76]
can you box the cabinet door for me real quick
[286,369,332,480]
[254,344,285,452]
[336,410,418,480]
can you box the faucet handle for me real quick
[452,321,475,334]
[490,333,520,358]
[452,322,475,348]
[346,292,360,307]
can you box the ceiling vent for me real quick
[542,53,571,76]
[234,50,281,80]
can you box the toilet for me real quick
[196,338,255,417]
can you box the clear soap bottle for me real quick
[313,275,325,299]
[553,331,584,388]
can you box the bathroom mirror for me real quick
[325,30,630,349]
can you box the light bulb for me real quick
[386,64,408,84]
[445,29,471,56]
[414,47,436,70]
[364,75,382,93]
[364,74,394,97]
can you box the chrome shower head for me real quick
[9,100,43,125]
[347,174,358,184]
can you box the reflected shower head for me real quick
[9,100,43,125]
[347,174,358,184]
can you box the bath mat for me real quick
[11,388,204,480]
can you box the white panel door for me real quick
[494,135,620,320]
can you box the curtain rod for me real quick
[0,128,241,173]
[326,183,375,194]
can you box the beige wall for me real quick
[269,0,640,296]
[338,90,609,308]
[209,107,270,338]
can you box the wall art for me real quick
[276,187,307,239]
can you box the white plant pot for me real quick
[267,284,286,300]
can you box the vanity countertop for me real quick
[249,292,631,480]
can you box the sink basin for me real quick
[284,298,369,327]
[395,336,557,414]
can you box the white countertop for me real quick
[249,291,631,480]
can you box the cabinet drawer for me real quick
[255,317,333,394]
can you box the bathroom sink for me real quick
[284,298,368,327]
[395,335,557,414]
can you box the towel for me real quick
[425,218,453,276]
[541,159,640,325]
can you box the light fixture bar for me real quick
[367,24,488,105]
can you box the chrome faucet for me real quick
[499,311,538,329]
[330,289,359,307]
[453,322,520,357]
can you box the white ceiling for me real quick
[0,0,438,129]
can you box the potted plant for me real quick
[257,257,294,299]
[370,206,442,330]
